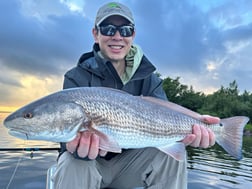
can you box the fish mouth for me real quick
[8,129,29,140]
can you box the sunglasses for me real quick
[97,24,134,37]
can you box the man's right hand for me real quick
[66,131,107,159]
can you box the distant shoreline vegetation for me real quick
[244,124,252,136]
[162,77,251,121]
[161,76,252,136]
[244,131,252,136]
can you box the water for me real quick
[0,113,59,189]
[187,143,252,189]
[0,113,251,189]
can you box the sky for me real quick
[0,0,252,112]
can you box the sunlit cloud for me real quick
[0,75,62,111]
[206,61,217,72]
[60,0,86,14]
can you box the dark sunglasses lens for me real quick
[99,25,134,37]
[119,26,134,37]
[100,25,116,36]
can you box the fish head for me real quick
[3,99,86,142]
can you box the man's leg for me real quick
[142,148,187,189]
[97,148,187,189]
[52,152,102,189]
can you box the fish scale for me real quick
[77,89,188,135]
[3,87,249,161]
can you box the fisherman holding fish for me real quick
[3,0,249,188]
[4,1,249,189]
[51,2,220,189]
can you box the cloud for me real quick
[0,0,93,78]
[223,22,252,42]
[129,0,224,73]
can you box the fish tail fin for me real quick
[217,116,249,160]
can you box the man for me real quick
[53,2,219,189]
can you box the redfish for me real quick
[3,87,249,161]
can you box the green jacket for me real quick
[60,43,167,159]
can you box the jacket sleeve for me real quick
[63,66,90,89]
[142,73,168,101]
[63,76,78,89]
[63,63,103,88]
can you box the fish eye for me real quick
[23,113,33,119]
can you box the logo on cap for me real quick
[107,2,121,8]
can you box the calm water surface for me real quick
[0,113,251,189]
[0,113,59,189]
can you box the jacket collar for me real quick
[77,43,156,81]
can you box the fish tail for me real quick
[216,116,249,160]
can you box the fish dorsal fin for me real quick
[141,96,202,121]
[99,87,131,95]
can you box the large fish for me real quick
[3,87,249,161]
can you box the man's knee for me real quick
[53,152,102,189]
[143,150,187,189]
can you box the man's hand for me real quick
[66,131,107,159]
[182,115,220,148]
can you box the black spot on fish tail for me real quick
[216,116,249,160]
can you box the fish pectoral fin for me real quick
[98,131,122,153]
[88,127,122,154]
[99,138,122,153]
[158,142,186,161]
[80,121,121,153]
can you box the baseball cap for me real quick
[95,2,135,26]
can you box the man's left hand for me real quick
[181,115,220,148]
